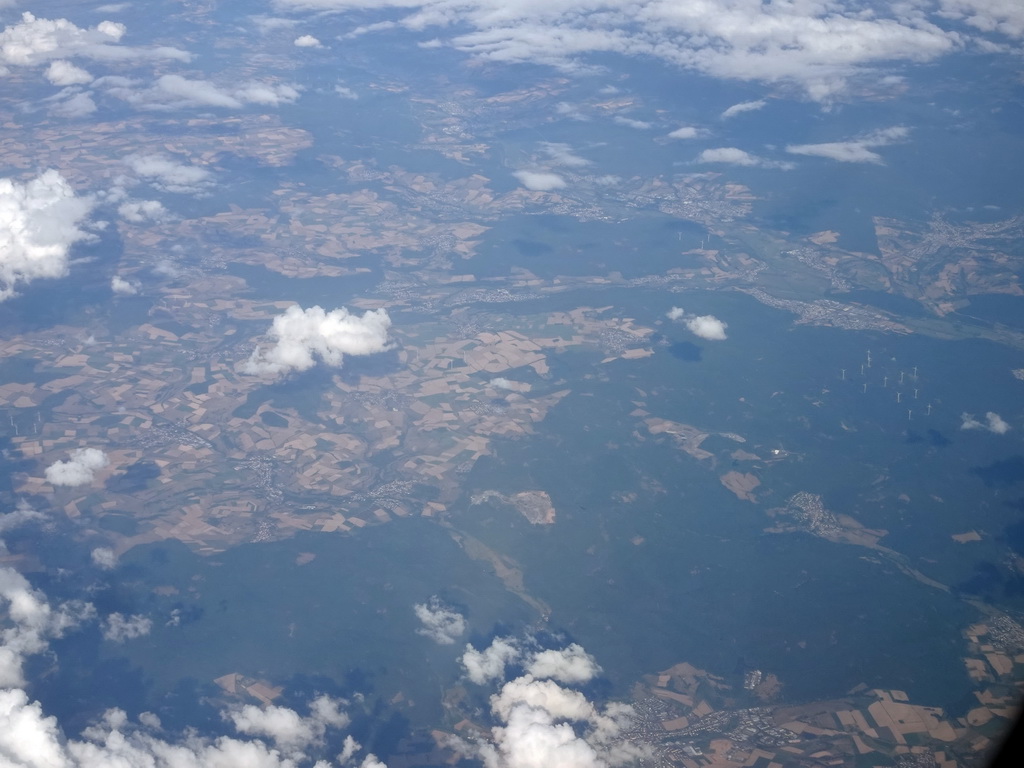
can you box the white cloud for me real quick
[490,676,596,723]
[0,690,68,768]
[512,170,566,191]
[102,613,152,643]
[308,695,351,729]
[227,695,349,760]
[45,448,109,487]
[45,59,92,85]
[125,154,213,195]
[786,126,910,164]
[243,304,393,378]
[961,411,1011,434]
[697,147,761,166]
[156,73,242,107]
[0,12,189,69]
[0,690,372,768]
[667,126,698,139]
[138,75,302,110]
[696,147,791,169]
[96,21,126,39]
[0,566,94,688]
[414,597,467,645]
[338,734,360,763]
[526,644,602,684]
[700,148,757,165]
[1,584,638,768]
[0,569,383,768]
[91,547,116,569]
[721,99,766,119]
[0,170,95,301]
[668,307,728,340]
[118,199,166,222]
[462,639,600,687]
[539,142,590,168]
[269,0,995,100]
[294,34,322,47]
[462,637,521,685]
[686,315,728,340]
[110,275,137,295]
[455,639,646,768]
[335,84,359,99]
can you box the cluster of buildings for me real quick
[617,651,1021,768]
[739,288,912,334]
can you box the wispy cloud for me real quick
[513,170,566,191]
[539,142,590,168]
[125,154,213,195]
[696,147,792,170]
[786,126,910,164]
[268,0,1002,100]
[961,411,1011,434]
[613,115,652,129]
[721,99,766,119]
[103,74,301,111]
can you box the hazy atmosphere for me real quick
[1,2,1024,767]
